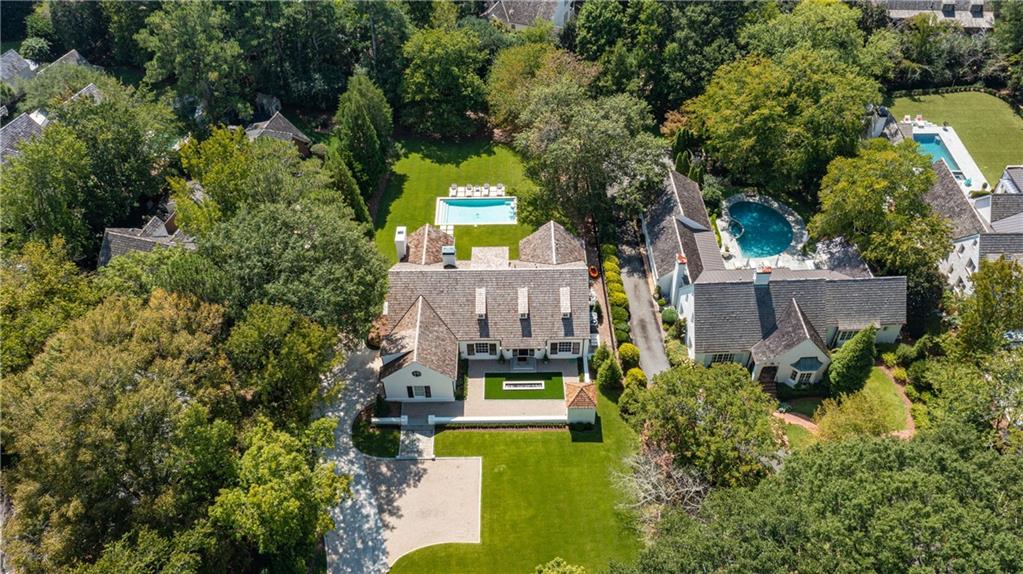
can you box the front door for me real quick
[515,348,534,362]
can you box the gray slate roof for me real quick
[483,0,558,27]
[1,50,35,84]
[992,212,1023,234]
[0,113,44,164]
[644,169,724,282]
[750,298,829,364]
[387,224,590,348]
[691,271,906,354]
[404,224,455,265]
[1005,167,1023,193]
[98,216,197,267]
[882,0,993,29]
[978,233,1023,262]
[245,111,311,145]
[991,193,1023,223]
[380,296,459,380]
[518,221,585,265]
[70,82,103,104]
[925,161,990,238]
[46,49,90,70]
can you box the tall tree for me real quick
[355,0,412,106]
[49,0,108,59]
[99,0,159,66]
[401,27,485,138]
[324,145,372,224]
[136,0,249,125]
[201,201,388,339]
[0,238,99,374]
[827,326,876,396]
[334,81,386,194]
[956,257,1023,357]
[635,363,779,487]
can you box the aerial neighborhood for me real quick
[1,1,1022,573]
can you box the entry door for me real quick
[515,349,533,362]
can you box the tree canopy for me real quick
[401,26,485,138]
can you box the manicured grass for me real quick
[351,418,400,458]
[889,92,1023,185]
[785,424,817,451]
[786,397,824,419]
[374,139,536,262]
[483,372,565,400]
[861,367,908,432]
[389,389,641,574]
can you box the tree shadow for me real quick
[364,456,429,532]
[570,415,605,443]
[401,137,499,166]
[372,171,408,232]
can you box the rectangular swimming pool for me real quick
[914,133,961,172]
[436,197,517,225]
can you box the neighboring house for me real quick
[98,214,196,267]
[43,49,90,71]
[878,0,994,30]
[995,165,1023,195]
[926,162,1023,292]
[0,112,44,164]
[483,0,574,30]
[1,49,38,86]
[380,221,591,402]
[643,169,907,390]
[244,111,312,156]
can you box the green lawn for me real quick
[374,139,536,262]
[862,367,908,432]
[351,418,400,458]
[785,424,817,451]
[483,372,565,400]
[889,92,1023,185]
[786,397,824,419]
[390,389,641,573]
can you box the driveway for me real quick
[322,348,482,572]
[619,241,670,378]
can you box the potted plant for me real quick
[542,349,549,364]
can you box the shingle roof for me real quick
[70,82,103,103]
[992,212,1023,234]
[483,0,558,27]
[883,0,993,29]
[1,50,36,84]
[750,298,829,364]
[991,193,1023,223]
[98,216,197,267]
[0,113,44,164]
[404,224,455,265]
[925,161,990,238]
[245,111,311,145]
[387,263,590,348]
[978,233,1023,262]
[1005,167,1023,193]
[565,382,597,409]
[518,221,585,265]
[644,169,724,282]
[46,49,89,70]
[379,296,459,380]
[691,272,906,354]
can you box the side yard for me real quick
[889,92,1023,184]
[373,139,536,262]
[389,389,641,574]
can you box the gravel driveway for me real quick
[619,241,670,378]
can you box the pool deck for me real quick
[909,123,988,195]
[718,194,814,270]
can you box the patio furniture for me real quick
[902,114,911,123]
[494,189,504,197]
[474,187,482,197]
[456,187,465,197]
[449,188,457,196]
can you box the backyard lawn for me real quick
[374,139,536,262]
[389,389,641,573]
[862,367,909,432]
[785,424,817,450]
[889,92,1023,185]
[483,372,565,400]
[785,397,823,419]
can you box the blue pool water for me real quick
[727,201,794,258]
[438,197,517,225]
[914,133,961,172]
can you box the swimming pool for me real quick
[436,197,517,225]
[727,201,794,258]
[914,133,961,172]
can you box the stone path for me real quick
[322,348,390,574]
[398,426,436,459]
[774,411,819,433]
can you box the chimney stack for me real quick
[442,245,456,268]
[754,266,772,285]
[395,226,407,261]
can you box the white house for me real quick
[643,169,907,390]
[926,162,1023,292]
[379,222,593,403]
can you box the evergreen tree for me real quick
[324,145,372,225]
[828,326,876,396]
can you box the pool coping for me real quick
[717,193,812,270]
[910,123,989,195]
[434,195,519,227]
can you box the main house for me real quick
[379,222,591,402]
[643,169,906,389]
[926,162,1023,292]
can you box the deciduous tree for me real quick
[401,27,485,138]
[956,257,1023,357]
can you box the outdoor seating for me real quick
[457,186,466,197]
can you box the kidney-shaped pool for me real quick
[727,201,794,258]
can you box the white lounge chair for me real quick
[457,186,466,197]
[474,187,483,197]
[449,188,457,196]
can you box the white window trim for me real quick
[710,353,734,364]
[557,341,574,354]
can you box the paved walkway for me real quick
[619,241,670,378]
[322,348,390,574]
[774,411,819,433]
[398,426,435,459]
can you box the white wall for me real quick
[382,361,455,402]
[875,324,902,345]
[939,234,980,293]
[750,339,830,386]
[568,407,596,424]
[460,341,501,360]
[695,350,751,369]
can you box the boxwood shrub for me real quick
[600,244,617,259]
[611,306,629,322]
[608,291,628,307]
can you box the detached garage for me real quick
[380,296,458,402]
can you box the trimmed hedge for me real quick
[600,244,617,259]
[624,367,647,388]
[611,306,629,322]
[608,291,628,308]
[613,320,631,333]
[619,343,640,371]
[615,329,631,344]
[661,307,678,325]
[603,261,621,275]
[604,271,622,285]
[603,255,619,267]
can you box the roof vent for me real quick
[518,287,529,319]
[476,288,487,319]
[560,286,571,318]
[442,244,456,268]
